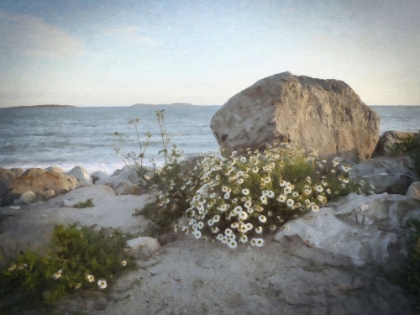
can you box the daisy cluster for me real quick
[174,144,371,248]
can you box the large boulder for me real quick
[210,72,380,159]
[3,168,78,205]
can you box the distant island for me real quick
[5,104,77,109]
[131,102,195,107]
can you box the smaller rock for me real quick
[350,155,419,194]
[126,237,160,259]
[10,205,20,210]
[10,168,24,177]
[16,191,36,205]
[115,180,146,196]
[39,190,55,201]
[65,166,93,187]
[91,171,110,184]
[374,131,415,156]
[406,181,420,200]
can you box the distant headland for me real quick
[131,102,195,107]
[5,104,77,109]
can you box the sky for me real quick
[0,0,419,107]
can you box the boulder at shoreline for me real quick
[211,72,380,159]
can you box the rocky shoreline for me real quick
[1,72,420,314]
[0,149,419,314]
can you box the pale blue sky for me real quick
[0,0,419,107]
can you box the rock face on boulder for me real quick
[210,72,380,159]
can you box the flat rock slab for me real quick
[60,234,416,315]
[0,185,154,255]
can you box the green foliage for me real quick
[172,144,372,248]
[73,198,94,208]
[114,110,184,187]
[114,117,152,180]
[140,157,201,234]
[391,219,420,309]
[117,111,372,248]
[0,224,134,311]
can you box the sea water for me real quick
[0,105,419,174]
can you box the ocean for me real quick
[0,105,419,174]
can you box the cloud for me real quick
[0,10,85,57]
[105,26,159,47]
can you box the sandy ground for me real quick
[1,185,419,315]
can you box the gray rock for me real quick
[91,170,110,184]
[374,130,416,156]
[210,72,380,159]
[126,236,160,259]
[350,155,419,194]
[65,166,93,187]
[275,193,420,266]
[98,166,146,193]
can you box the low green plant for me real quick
[171,144,372,248]
[73,198,94,208]
[0,224,134,310]
[391,219,420,309]
[116,109,192,233]
[114,117,152,180]
[114,109,184,187]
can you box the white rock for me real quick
[10,205,20,210]
[275,193,420,266]
[17,191,36,205]
[98,166,146,191]
[126,236,160,258]
[275,207,397,266]
[91,170,110,184]
[65,166,93,187]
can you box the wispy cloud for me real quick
[0,11,85,57]
[105,26,159,47]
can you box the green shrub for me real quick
[73,198,94,208]
[117,111,372,248]
[391,219,420,309]
[172,144,372,248]
[0,224,134,310]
